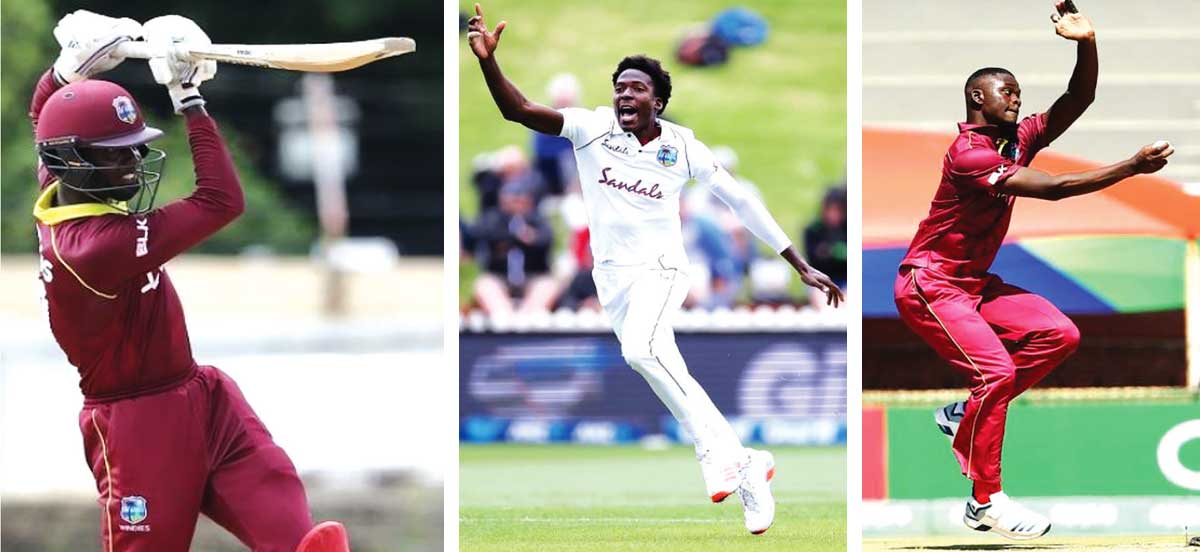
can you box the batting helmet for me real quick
[36,80,166,214]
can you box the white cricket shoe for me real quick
[737,448,776,535]
[700,453,741,503]
[963,491,1051,540]
[934,400,966,441]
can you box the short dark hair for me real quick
[964,67,1014,92]
[612,55,672,113]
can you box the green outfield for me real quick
[460,444,847,551]
[457,0,847,301]
[865,535,1194,551]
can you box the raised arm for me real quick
[103,16,240,280]
[998,141,1173,200]
[1043,3,1097,143]
[466,3,563,136]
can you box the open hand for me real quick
[1131,141,1174,174]
[800,267,845,308]
[1051,3,1095,42]
[466,3,506,60]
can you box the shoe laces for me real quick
[738,483,761,513]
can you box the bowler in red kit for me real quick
[31,11,349,552]
[892,2,1174,540]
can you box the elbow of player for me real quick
[500,106,528,124]
[221,187,247,220]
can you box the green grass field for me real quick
[865,535,1194,551]
[457,0,846,302]
[460,444,846,551]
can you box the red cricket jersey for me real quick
[30,70,245,401]
[899,113,1050,281]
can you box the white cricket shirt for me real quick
[559,106,791,268]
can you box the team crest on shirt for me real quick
[656,145,678,167]
[112,96,137,125]
[120,495,148,525]
[995,138,1020,160]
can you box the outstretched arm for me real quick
[1043,3,1097,143]
[998,141,1174,200]
[466,3,563,135]
[707,170,844,307]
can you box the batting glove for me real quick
[143,15,217,113]
[52,10,142,84]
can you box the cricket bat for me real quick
[116,37,416,72]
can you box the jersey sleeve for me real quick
[1018,112,1051,152]
[946,146,1020,191]
[557,107,608,146]
[75,111,246,288]
[30,69,63,190]
[692,139,792,254]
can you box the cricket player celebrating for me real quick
[893,2,1174,540]
[467,3,844,535]
[31,11,349,551]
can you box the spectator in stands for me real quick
[473,145,546,213]
[682,195,741,309]
[804,185,847,308]
[473,178,558,315]
[531,73,581,198]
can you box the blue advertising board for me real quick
[460,332,846,445]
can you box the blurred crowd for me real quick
[460,74,846,316]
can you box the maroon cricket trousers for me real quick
[893,266,1080,486]
[80,365,313,551]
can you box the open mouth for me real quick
[617,104,638,124]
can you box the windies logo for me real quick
[656,145,678,167]
[120,496,148,525]
[112,96,137,125]
[995,138,1020,160]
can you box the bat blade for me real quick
[117,37,416,73]
[189,37,416,72]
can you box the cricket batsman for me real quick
[31,11,350,551]
[467,3,844,535]
[893,2,1174,540]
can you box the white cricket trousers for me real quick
[593,259,743,463]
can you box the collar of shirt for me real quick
[604,112,674,147]
[33,182,128,226]
[956,121,1018,141]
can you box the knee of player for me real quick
[619,340,655,367]
[1051,319,1081,351]
[985,366,1019,392]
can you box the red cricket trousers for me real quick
[80,365,313,551]
[893,266,1080,486]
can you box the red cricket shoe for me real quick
[296,521,350,552]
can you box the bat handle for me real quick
[115,41,155,60]
[115,41,195,61]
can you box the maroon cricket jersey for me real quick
[30,70,245,401]
[899,113,1050,281]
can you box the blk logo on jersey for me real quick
[656,145,678,167]
[987,165,1007,186]
[135,218,150,257]
[120,495,149,525]
[112,96,137,125]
